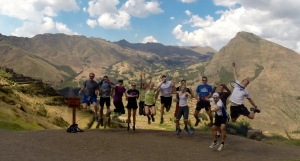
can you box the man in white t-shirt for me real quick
[229,62,261,122]
[155,75,175,124]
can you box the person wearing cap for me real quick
[125,82,140,131]
[98,74,114,126]
[155,75,176,124]
[229,62,260,122]
[194,76,213,126]
[78,73,100,122]
[203,93,229,151]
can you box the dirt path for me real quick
[0,129,299,161]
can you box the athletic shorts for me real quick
[82,95,97,105]
[100,97,110,107]
[113,101,125,114]
[214,114,229,127]
[230,104,250,118]
[145,104,155,107]
[176,106,189,121]
[160,96,172,109]
[126,101,138,110]
[196,100,211,111]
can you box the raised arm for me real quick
[232,62,238,81]
[140,73,143,89]
[170,77,177,93]
[147,74,152,87]
[222,84,231,94]
[212,83,218,93]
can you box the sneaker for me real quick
[190,127,195,135]
[95,117,99,122]
[175,128,182,135]
[151,115,155,122]
[209,141,219,148]
[147,116,151,125]
[218,144,224,151]
[133,125,136,131]
[217,131,221,138]
[194,119,200,126]
[250,107,261,113]
[160,117,164,124]
[105,109,111,117]
[100,118,103,126]
[184,127,190,134]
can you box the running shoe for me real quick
[148,116,151,125]
[217,131,221,138]
[194,119,200,126]
[151,115,155,122]
[127,123,130,131]
[133,125,136,131]
[160,117,164,124]
[175,128,182,135]
[105,109,111,117]
[190,127,195,135]
[184,127,190,134]
[218,144,224,151]
[250,107,261,113]
[95,116,99,122]
[209,141,219,148]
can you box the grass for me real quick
[0,120,27,131]
[266,134,300,146]
[219,67,234,84]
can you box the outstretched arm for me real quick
[232,62,238,81]
[247,98,257,108]
[140,73,143,89]
[222,84,231,94]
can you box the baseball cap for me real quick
[103,74,108,77]
[212,93,219,98]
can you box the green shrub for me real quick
[52,116,69,128]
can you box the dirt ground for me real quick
[0,129,299,161]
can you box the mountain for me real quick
[0,33,215,88]
[204,32,300,137]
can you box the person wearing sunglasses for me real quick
[194,76,213,127]
[78,73,100,122]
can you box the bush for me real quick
[52,116,69,128]
[45,96,67,106]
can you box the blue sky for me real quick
[0,0,300,53]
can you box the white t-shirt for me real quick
[179,93,188,107]
[158,81,173,97]
[210,98,227,116]
[229,80,250,105]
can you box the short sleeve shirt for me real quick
[196,84,212,98]
[229,80,250,105]
[158,81,173,97]
[83,80,99,96]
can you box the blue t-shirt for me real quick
[196,84,212,98]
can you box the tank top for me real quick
[139,89,146,102]
[145,90,155,105]
[179,92,188,107]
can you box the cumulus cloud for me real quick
[170,17,175,20]
[86,0,163,29]
[181,0,197,3]
[173,0,300,52]
[141,36,158,43]
[0,0,80,37]
[86,19,98,28]
[121,0,163,18]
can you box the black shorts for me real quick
[176,106,189,121]
[139,101,145,115]
[160,96,172,109]
[196,100,211,111]
[126,101,138,110]
[145,104,155,107]
[100,97,111,107]
[214,115,229,127]
[230,104,250,118]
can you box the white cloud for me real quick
[181,0,197,3]
[141,36,158,43]
[86,0,163,29]
[86,19,98,28]
[0,0,80,37]
[97,11,131,29]
[121,0,163,18]
[173,0,300,53]
[170,17,175,20]
[185,10,192,16]
[83,7,87,12]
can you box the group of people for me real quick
[78,62,261,151]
